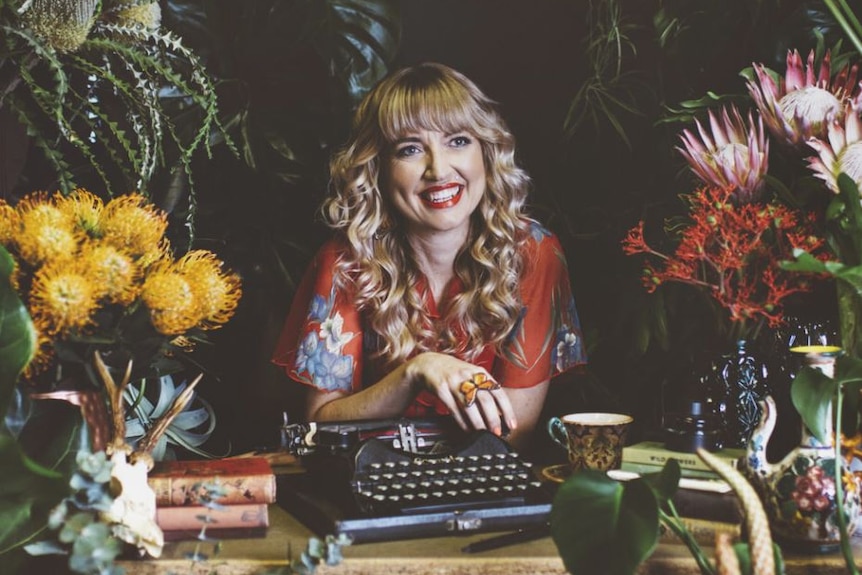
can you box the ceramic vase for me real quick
[744,347,862,554]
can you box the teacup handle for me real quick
[547,416,569,450]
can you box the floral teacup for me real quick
[547,412,633,471]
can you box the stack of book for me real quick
[617,441,746,545]
[148,456,277,541]
[621,440,745,480]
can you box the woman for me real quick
[272,63,586,450]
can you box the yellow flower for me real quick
[29,259,99,335]
[15,192,81,266]
[141,262,201,335]
[57,189,105,237]
[0,201,19,246]
[101,194,168,261]
[81,242,140,305]
[22,326,55,379]
[175,250,242,329]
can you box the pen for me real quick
[460,523,551,553]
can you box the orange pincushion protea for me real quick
[0,189,242,379]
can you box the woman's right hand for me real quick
[405,352,517,437]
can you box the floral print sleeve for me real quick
[271,239,363,393]
[496,222,587,387]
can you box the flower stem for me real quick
[833,386,859,575]
[823,0,862,56]
[660,503,716,575]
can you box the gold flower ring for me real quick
[459,373,501,407]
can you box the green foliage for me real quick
[1,0,230,215]
[257,533,353,575]
[22,449,121,575]
[549,459,785,575]
[0,244,36,421]
[549,469,661,575]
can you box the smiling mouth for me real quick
[419,184,463,208]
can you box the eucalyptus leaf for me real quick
[550,470,659,575]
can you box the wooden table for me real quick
[117,503,862,575]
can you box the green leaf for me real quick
[313,0,401,105]
[550,470,659,575]
[0,245,36,421]
[791,365,838,444]
[640,459,681,503]
[0,434,67,556]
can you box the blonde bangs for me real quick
[376,73,487,143]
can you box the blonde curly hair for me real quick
[324,62,533,368]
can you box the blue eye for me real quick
[394,144,421,158]
[451,135,472,147]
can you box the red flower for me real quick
[621,185,827,329]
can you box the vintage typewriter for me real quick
[276,416,553,543]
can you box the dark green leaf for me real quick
[0,245,36,421]
[0,434,67,555]
[313,0,401,105]
[640,459,681,503]
[550,470,659,575]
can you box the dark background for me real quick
[5,0,838,460]
[201,0,834,459]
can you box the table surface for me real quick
[116,501,862,575]
[114,453,862,575]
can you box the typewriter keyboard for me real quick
[348,431,545,515]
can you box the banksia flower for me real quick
[20,0,99,52]
[104,0,162,30]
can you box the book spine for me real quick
[155,503,269,531]
[149,473,276,506]
[671,488,742,524]
[161,526,268,542]
[622,447,739,473]
[660,517,741,546]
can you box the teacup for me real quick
[547,412,633,471]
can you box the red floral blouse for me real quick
[272,221,586,417]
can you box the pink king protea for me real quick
[806,101,862,195]
[747,49,862,148]
[676,105,769,203]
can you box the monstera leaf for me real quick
[550,470,660,575]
